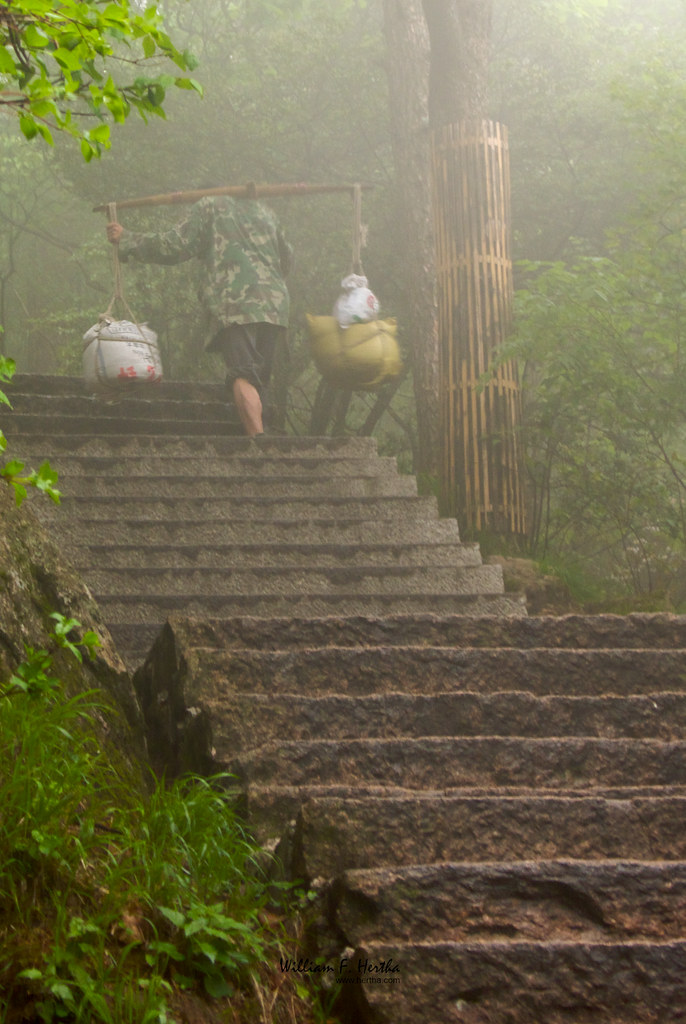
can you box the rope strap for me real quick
[351,183,365,276]
[99,201,153,348]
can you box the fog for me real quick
[3,0,686,604]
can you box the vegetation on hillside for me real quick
[499,4,686,607]
[0,620,335,1024]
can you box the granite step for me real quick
[30,515,463,550]
[230,736,686,792]
[144,611,686,652]
[70,540,479,571]
[5,391,236,423]
[3,429,380,458]
[36,493,443,522]
[290,794,686,877]
[56,472,418,500]
[98,591,523,626]
[330,860,686,944]
[84,564,502,598]
[12,453,405,479]
[201,691,686,751]
[337,938,686,1024]
[159,643,686,696]
[3,411,241,437]
[6,372,229,401]
[240,782,686,847]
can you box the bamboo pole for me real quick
[93,181,373,213]
[430,120,526,538]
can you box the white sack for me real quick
[83,319,163,391]
[333,274,380,328]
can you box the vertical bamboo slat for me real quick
[431,120,526,537]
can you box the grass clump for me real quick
[0,617,327,1024]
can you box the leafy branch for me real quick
[3,613,100,698]
[0,354,61,505]
[0,0,203,160]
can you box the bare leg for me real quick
[232,376,264,436]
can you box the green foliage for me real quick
[49,611,101,663]
[500,16,686,605]
[483,0,686,605]
[0,352,12,456]
[492,0,686,261]
[0,0,201,159]
[1,455,61,506]
[1,354,61,504]
[0,618,295,1023]
[509,247,686,604]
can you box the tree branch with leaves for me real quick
[0,0,201,160]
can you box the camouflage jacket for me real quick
[119,196,293,330]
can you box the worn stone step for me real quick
[13,452,403,479]
[31,515,461,549]
[98,591,523,625]
[3,411,240,437]
[6,373,229,402]
[231,737,686,792]
[330,860,686,945]
[37,494,441,522]
[337,939,686,1024]
[3,430,379,458]
[58,473,418,500]
[204,692,686,753]
[84,564,501,598]
[72,541,480,571]
[145,611,686,653]
[290,794,686,878]
[242,783,686,846]
[162,644,686,696]
[6,391,236,423]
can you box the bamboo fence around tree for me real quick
[430,119,526,538]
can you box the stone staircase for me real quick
[136,613,686,1023]
[4,372,522,667]
[6,373,686,1023]
[3,374,522,669]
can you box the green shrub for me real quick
[0,618,289,1023]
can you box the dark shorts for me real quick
[210,323,285,391]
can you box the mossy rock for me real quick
[0,482,146,768]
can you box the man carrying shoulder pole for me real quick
[106,191,293,437]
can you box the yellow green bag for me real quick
[306,315,403,391]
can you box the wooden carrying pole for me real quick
[93,181,373,213]
[431,120,526,537]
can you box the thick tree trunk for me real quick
[383,0,524,532]
[421,0,493,127]
[420,0,525,537]
[382,0,440,484]
[431,120,526,536]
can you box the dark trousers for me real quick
[210,322,285,392]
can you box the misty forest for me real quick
[3,0,686,609]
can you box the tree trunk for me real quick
[383,0,524,533]
[421,0,493,126]
[422,0,526,538]
[431,120,526,536]
[382,0,440,485]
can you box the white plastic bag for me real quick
[83,318,163,392]
[333,274,380,328]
